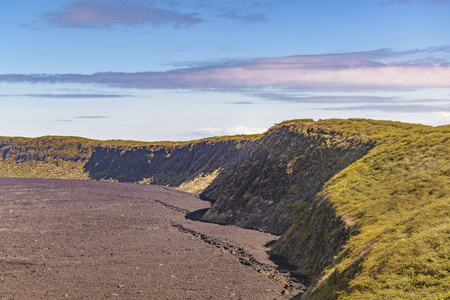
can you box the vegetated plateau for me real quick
[1,118,449,299]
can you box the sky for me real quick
[1,0,449,141]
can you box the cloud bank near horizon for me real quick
[0,93,131,99]
[323,104,450,113]
[194,125,268,136]
[1,47,449,93]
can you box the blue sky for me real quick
[1,0,449,141]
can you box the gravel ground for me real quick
[0,177,305,299]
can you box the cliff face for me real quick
[201,122,374,235]
[0,123,374,282]
[84,139,255,186]
[2,120,448,299]
[0,136,256,190]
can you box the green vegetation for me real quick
[0,160,90,180]
[0,136,98,179]
[101,133,262,147]
[1,119,449,299]
[275,119,450,299]
[177,168,222,194]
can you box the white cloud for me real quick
[194,125,268,136]
[1,47,450,92]
[432,112,450,125]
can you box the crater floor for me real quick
[0,177,304,299]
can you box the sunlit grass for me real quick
[284,119,450,299]
[1,120,449,299]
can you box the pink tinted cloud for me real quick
[1,50,450,91]
[129,54,450,90]
[43,2,202,28]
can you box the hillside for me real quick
[201,120,374,234]
[272,120,450,299]
[0,135,258,190]
[1,119,449,299]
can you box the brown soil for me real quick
[0,177,306,299]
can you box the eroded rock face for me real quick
[201,124,374,235]
[83,140,255,186]
[3,120,448,299]
[0,121,375,294]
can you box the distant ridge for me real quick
[1,119,449,299]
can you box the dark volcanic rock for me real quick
[84,139,255,186]
[201,124,374,235]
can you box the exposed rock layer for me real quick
[0,121,373,287]
[201,123,373,235]
[84,139,255,186]
[3,119,446,299]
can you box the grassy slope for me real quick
[284,119,450,299]
[1,120,449,299]
[0,136,97,179]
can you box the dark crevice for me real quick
[171,222,309,299]
[267,253,311,286]
[153,199,309,298]
[185,208,209,221]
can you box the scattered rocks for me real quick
[171,222,307,297]
[0,178,301,299]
